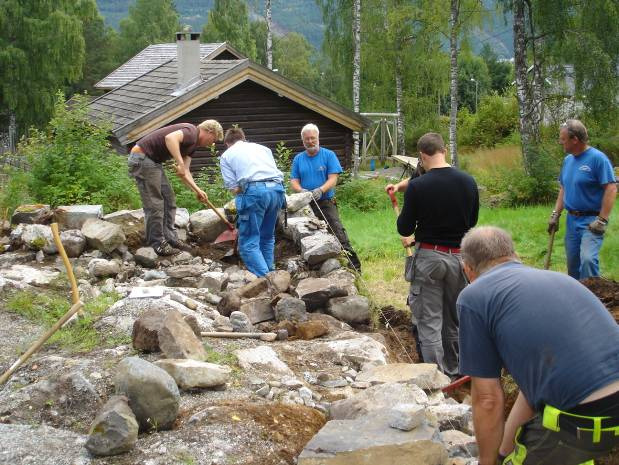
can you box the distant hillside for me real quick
[95,0,325,49]
[95,0,512,57]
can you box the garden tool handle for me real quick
[386,188,413,257]
[202,198,235,230]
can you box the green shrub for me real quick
[0,165,32,213]
[167,163,232,213]
[19,93,140,212]
[592,135,619,166]
[337,178,390,212]
[458,93,519,148]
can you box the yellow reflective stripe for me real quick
[593,417,602,443]
[542,404,561,432]
[504,426,528,465]
[578,461,594,465]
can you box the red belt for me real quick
[419,242,461,254]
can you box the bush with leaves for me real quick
[458,93,519,148]
[336,177,389,212]
[18,93,140,213]
[166,163,232,213]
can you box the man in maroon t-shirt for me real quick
[128,119,223,255]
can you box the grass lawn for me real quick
[340,198,619,312]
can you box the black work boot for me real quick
[168,238,192,252]
[154,241,180,256]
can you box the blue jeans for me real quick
[235,181,285,277]
[565,214,604,280]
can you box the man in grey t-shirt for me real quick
[458,226,619,465]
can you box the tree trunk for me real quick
[513,0,539,174]
[396,54,405,155]
[266,0,273,70]
[448,0,460,168]
[352,0,361,173]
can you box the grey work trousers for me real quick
[128,152,178,248]
[408,247,466,376]
[310,198,361,270]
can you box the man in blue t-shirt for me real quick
[290,123,361,271]
[547,119,617,279]
[458,226,619,465]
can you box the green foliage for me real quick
[202,0,257,60]
[166,162,232,213]
[250,19,268,66]
[458,93,519,147]
[336,178,388,212]
[274,141,293,185]
[6,290,124,352]
[593,135,619,166]
[0,165,32,213]
[479,43,513,94]
[116,0,180,63]
[18,93,140,212]
[68,0,120,96]
[273,33,320,90]
[0,0,85,131]
[457,51,492,113]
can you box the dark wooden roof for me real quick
[94,42,244,90]
[88,59,370,145]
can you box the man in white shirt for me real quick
[220,127,285,276]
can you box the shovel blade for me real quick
[213,228,238,244]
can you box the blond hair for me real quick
[198,119,223,142]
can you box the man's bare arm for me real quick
[472,377,505,465]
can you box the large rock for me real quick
[0,264,59,286]
[230,311,254,332]
[275,296,308,322]
[103,209,145,248]
[88,258,121,278]
[301,233,342,265]
[60,229,87,257]
[296,320,329,340]
[132,308,166,352]
[330,383,428,420]
[320,258,341,275]
[175,207,190,229]
[324,268,358,296]
[286,191,314,212]
[166,265,205,278]
[240,297,275,324]
[237,277,268,298]
[85,395,138,456]
[285,216,327,244]
[389,403,426,431]
[158,310,207,361]
[154,359,231,390]
[55,205,103,230]
[11,204,52,225]
[356,363,451,390]
[440,430,478,457]
[266,270,291,294]
[427,404,472,432]
[134,247,158,268]
[294,277,349,310]
[217,291,241,317]
[21,224,57,254]
[298,412,447,465]
[189,209,229,241]
[198,271,229,292]
[0,424,90,465]
[314,332,388,369]
[235,345,293,376]
[114,356,180,431]
[82,218,126,254]
[327,295,370,324]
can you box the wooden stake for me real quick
[50,223,83,316]
[201,332,277,342]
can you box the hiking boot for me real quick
[168,239,192,252]
[154,241,181,256]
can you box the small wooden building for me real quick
[89,33,370,172]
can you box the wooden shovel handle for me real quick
[202,198,234,230]
[50,223,84,314]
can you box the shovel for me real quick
[544,228,556,270]
[387,188,414,280]
[202,198,238,244]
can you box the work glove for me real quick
[547,210,561,234]
[311,187,323,201]
[588,216,608,235]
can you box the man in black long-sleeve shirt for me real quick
[386,133,478,376]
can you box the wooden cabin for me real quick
[88,33,369,172]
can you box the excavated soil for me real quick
[581,277,619,323]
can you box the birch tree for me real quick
[352,0,361,165]
[448,0,460,167]
[266,0,273,69]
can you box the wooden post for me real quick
[50,223,83,316]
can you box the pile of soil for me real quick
[375,305,420,363]
[581,277,619,323]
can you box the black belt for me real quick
[247,178,280,184]
[568,210,599,217]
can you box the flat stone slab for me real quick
[298,412,446,465]
[356,363,450,390]
[55,205,103,230]
[155,359,231,390]
[0,424,91,465]
[235,345,293,376]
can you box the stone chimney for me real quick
[174,31,201,95]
